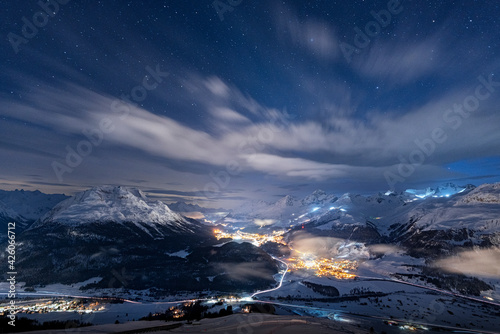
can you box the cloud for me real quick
[0,80,283,169]
[368,244,402,255]
[2,59,500,196]
[204,76,230,98]
[243,153,349,180]
[289,232,345,258]
[433,247,500,279]
[180,212,205,220]
[353,35,444,84]
[210,107,251,124]
[275,6,339,60]
[254,219,275,227]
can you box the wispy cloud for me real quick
[275,5,339,61]
[2,71,500,189]
[433,247,500,279]
[353,34,444,84]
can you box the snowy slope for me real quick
[284,183,500,254]
[301,189,338,206]
[0,200,22,223]
[12,186,280,291]
[0,189,68,221]
[459,182,500,204]
[372,183,500,258]
[386,184,500,234]
[230,189,338,220]
[30,185,196,234]
[223,190,339,229]
[223,189,410,232]
[0,190,68,241]
[404,182,471,199]
[0,200,24,238]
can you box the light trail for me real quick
[251,256,289,298]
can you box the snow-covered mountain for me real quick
[31,185,197,235]
[231,189,338,218]
[284,192,409,244]
[220,190,339,231]
[0,189,68,241]
[459,182,500,204]
[221,189,407,232]
[0,200,23,227]
[0,189,68,221]
[404,182,472,199]
[301,189,338,206]
[12,185,279,291]
[289,183,499,259]
[2,182,499,295]
[385,183,500,257]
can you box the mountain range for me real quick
[1,182,498,295]
[0,189,68,242]
[5,186,278,292]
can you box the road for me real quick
[250,256,289,298]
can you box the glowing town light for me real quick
[329,206,336,210]
[305,261,315,268]
[312,207,320,212]
[340,208,347,212]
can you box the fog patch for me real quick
[368,244,402,255]
[433,247,500,279]
[254,219,275,227]
[289,232,369,260]
[180,211,205,219]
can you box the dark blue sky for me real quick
[1,0,500,207]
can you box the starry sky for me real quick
[1,0,500,208]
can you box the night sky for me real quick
[1,0,500,207]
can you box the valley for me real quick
[1,183,500,333]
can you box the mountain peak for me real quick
[275,195,297,207]
[85,185,148,200]
[405,182,471,199]
[0,189,68,222]
[301,189,337,206]
[33,185,189,230]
